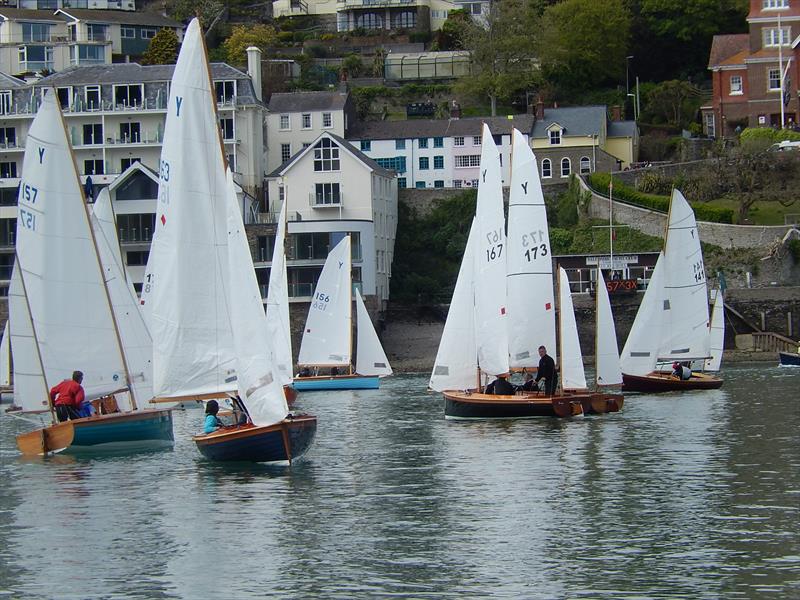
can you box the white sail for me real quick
[265,201,294,386]
[8,264,48,412]
[15,90,128,401]
[705,291,725,371]
[621,252,665,375]
[298,236,353,367]
[147,19,237,399]
[0,320,10,387]
[473,123,509,376]
[506,128,556,367]
[354,288,392,376]
[594,269,622,386]
[557,267,586,390]
[657,189,711,362]
[430,220,477,392]
[90,189,154,409]
[224,169,287,426]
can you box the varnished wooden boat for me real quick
[192,414,317,463]
[443,390,588,419]
[283,385,298,405]
[16,409,174,456]
[572,390,625,414]
[622,371,723,392]
[293,374,379,391]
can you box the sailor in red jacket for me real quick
[50,371,85,422]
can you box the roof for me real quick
[608,120,638,138]
[708,34,749,69]
[267,131,393,178]
[55,8,182,28]
[108,161,159,191]
[37,62,250,86]
[0,8,63,22]
[530,106,608,138]
[0,71,26,89]
[267,90,348,113]
[347,114,536,140]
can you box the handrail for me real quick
[752,331,797,353]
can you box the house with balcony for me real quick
[0,8,74,74]
[703,0,800,137]
[264,131,397,306]
[14,1,135,11]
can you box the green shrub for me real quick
[277,31,294,44]
[788,238,800,263]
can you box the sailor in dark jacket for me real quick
[485,373,515,395]
[535,346,557,395]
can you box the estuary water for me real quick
[0,364,798,599]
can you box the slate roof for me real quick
[267,90,348,113]
[530,106,608,138]
[0,8,63,22]
[55,8,182,27]
[347,114,536,140]
[0,71,26,89]
[38,62,250,86]
[608,120,638,138]
[708,34,749,69]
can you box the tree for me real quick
[223,24,277,65]
[141,28,180,65]
[455,0,540,116]
[436,8,471,51]
[165,0,224,28]
[642,79,703,127]
[537,0,632,94]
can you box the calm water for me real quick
[1,364,798,599]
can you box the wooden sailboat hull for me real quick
[571,391,624,414]
[443,391,586,420]
[15,409,174,456]
[192,415,317,463]
[284,385,298,405]
[778,351,800,367]
[622,371,724,392]
[293,374,380,391]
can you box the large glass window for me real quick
[0,221,15,248]
[215,81,235,103]
[0,162,17,178]
[356,12,383,30]
[82,123,103,145]
[219,117,234,140]
[19,45,53,71]
[119,122,141,143]
[84,159,104,175]
[375,156,406,173]
[764,27,790,47]
[392,11,416,28]
[85,85,101,109]
[75,44,105,64]
[454,155,480,168]
[117,213,157,242]
[256,234,276,262]
[314,182,341,205]
[21,22,51,42]
[114,84,143,107]
[87,24,108,41]
[313,138,340,171]
[0,127,16,147]
[116,171,158,200]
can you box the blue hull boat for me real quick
[193,415,317,463]
[293,374,380,391]
[779,351,800,367]
[16,409,174,455]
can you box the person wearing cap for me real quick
[672,362,692,380]
[203,400,225,434]
[485,373,515,395]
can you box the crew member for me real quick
[535,346,557,395]
[672,362,692,381]
[50,371,85,422]
[485,373,515,395]
[203,400,224,434]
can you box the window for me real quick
[21,22,51,42]
[117,213,157,241]
[126,250,150,266]
[375,156,406,173]
[356,12,383,29]
[215,81,235,103]
[471,179,479,187]
[0,127,16,147]
[395,139,405,150]
[704,112,715,138]
[85,85,100,109]
[454,136,464,147]
[418,138,428,149]
[434,155,444,169]
[469,2,482,15]
[140,27,157,39]
[472,136,481,146]
[580,156,591,174]
[730,75,743,95]
[0,91,12,115]
[313,138,340,171]
[768,68,781,91]
[314,183,341,205]
[549,130,561,145]
[278,185,285,203]
[397,177,406,188]
[73,44,104,64]
[763,0,789,8]
[454,180,462,188]
[454,155,480,168]
[542,158,552,178]
[281,143,291,163]
[120,157,141,171]
[302,142,311,149]
[56,88,71,111]
[0,162,17,178]
[87,23,108,42]
[219,117,234,140]
[434,180,444,188]
[114,84,143,107]
[433,137,444,148]
[415,181,425,189]
[121,26,136,39]
[19,45,53,70]
[360,140,371,151]
[279,114,290,130]
[84,159,104,175]
[82,123,102,145]
[227,153,235,172]
[302,113,312,129]
[322,112,332,128]
[392,11,416,28]
[419,156,429,170]
[256,234,276,262]
[116,173,158,201]
[764,27,790,47]
[119,122,141,143]
[561,157,571,177]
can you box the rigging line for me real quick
[507,271,551,277]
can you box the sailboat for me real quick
[0,320,11,396]
[586,269,625,413]
[294,235,392,390]
[621,189,723,391]
[12,91,173,455]
[146,19,315,462]
[704,290,725,371]
[432,126,621,419]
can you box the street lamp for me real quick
[626,55,633,96]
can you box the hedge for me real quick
[587,173,734,224]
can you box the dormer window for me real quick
[549,130,561,145]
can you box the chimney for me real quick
[450,100,461,119]
[611,105,622,121]
[246,46,262,102]
[535,99,544,120]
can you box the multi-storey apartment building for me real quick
[703,0,800,137]
[0,8,181,76]
[265,131,398,305]
[9,1,135,11]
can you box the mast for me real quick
[348,233,354,375]
[556,262,563,395]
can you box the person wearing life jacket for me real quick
[203,400,226,434]
[50,371,85,422]
[672,362,692,381]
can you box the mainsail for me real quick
[507,128,556,367]
[705,291,725,371]
[620,252,665,376]
[594,269,623,386]
[265,201,294,386]
[298,236,353,367]
[354,288,392,377]
[557,267,586,390]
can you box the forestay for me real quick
[594,270,623,386]
[8,265,48,412]
[224,169,287,426]
[354,288,392,377]
[430,220,478,392]
[620,251,665,375]
[265,201,294,386]
[15,91,128,401]
[298,236,353,367]
[0,320,9,387]
[506,128,556,368]
[657,189,711,362]
[147,18,237,398]
[557,267,586,390]
[705,291,725,371]
[473,124,509,376]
